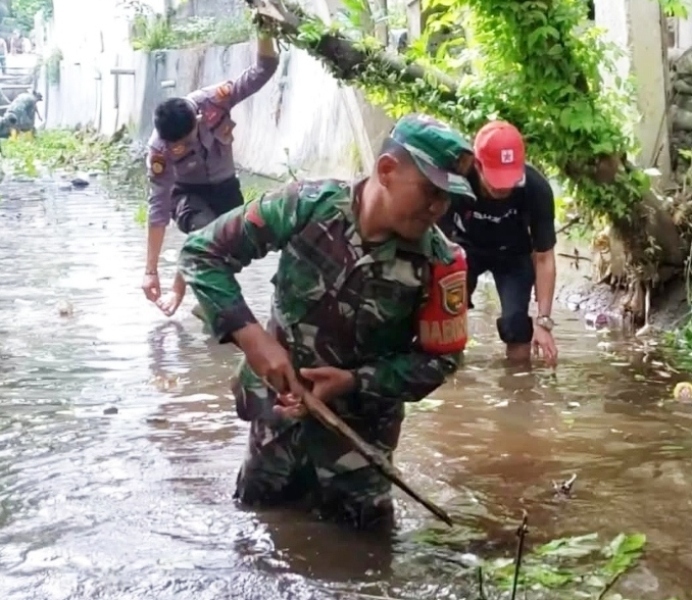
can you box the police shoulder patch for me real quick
[150,153,165,175]
[438,271,466,315]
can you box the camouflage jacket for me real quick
[178,179,461,428]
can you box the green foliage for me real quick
[43,47,62,85]
[2,128,131,177]
[661,0,690,18]
[130,13,253,51]
[9,0,52,31]
[274,0,659,253]
[411,527,648,598]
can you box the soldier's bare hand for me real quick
[142,272,161,302]
[273,391,307,419]
[299,366,355,403]
[235,324,304,397]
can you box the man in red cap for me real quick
[439,120,558,366]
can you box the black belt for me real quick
[172,175,239,199]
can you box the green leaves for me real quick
[661,0,690,18]
[601,532,647,577]
[271,0,653,237]
[483,531,647,596]
[9,0,52,31]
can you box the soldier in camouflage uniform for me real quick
[5,90,42,136]
[178,114,475,530]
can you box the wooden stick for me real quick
[265,380,454,526]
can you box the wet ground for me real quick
[1,178,692,599]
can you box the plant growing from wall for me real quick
[250,0,689,322]
[44,47,62,85]
[128,3,253,51]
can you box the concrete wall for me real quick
[595,0,672,180]
[37,0,394,180]
[670,49,692,177]
[176,0,245,18]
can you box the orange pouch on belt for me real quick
[417,246,468,353]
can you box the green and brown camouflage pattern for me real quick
[390,113,475,198]
[178,177,462,527]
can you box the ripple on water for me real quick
[1,181,692,599]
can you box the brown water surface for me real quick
[0,180,690,599]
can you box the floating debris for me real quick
[673,381,692,401]
[57,300,73,317]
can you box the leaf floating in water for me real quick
[535,532,600,558]
[482,531,647,595]
[406,398,443,414]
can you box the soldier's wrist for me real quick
[145,268,158,276]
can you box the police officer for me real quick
[439,120,558,366]
[142,33,279,318]
[178,114,472,530]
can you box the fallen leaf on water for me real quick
[406,398,443,414]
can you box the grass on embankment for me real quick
[1,128,276,227]
[1,128,133,178]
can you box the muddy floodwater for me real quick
[1,178,692,600]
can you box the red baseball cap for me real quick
[474,121,525,189]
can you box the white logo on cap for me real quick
[500,149,514,164]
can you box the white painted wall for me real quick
[595,0,671,178]
[37,0,394,179]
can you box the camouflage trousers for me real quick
[234,408,403,531]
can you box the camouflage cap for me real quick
[390,113,475,198]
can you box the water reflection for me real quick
[0,180,691,599]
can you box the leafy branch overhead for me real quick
[252,0,645,213]
[250,0,685,285]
